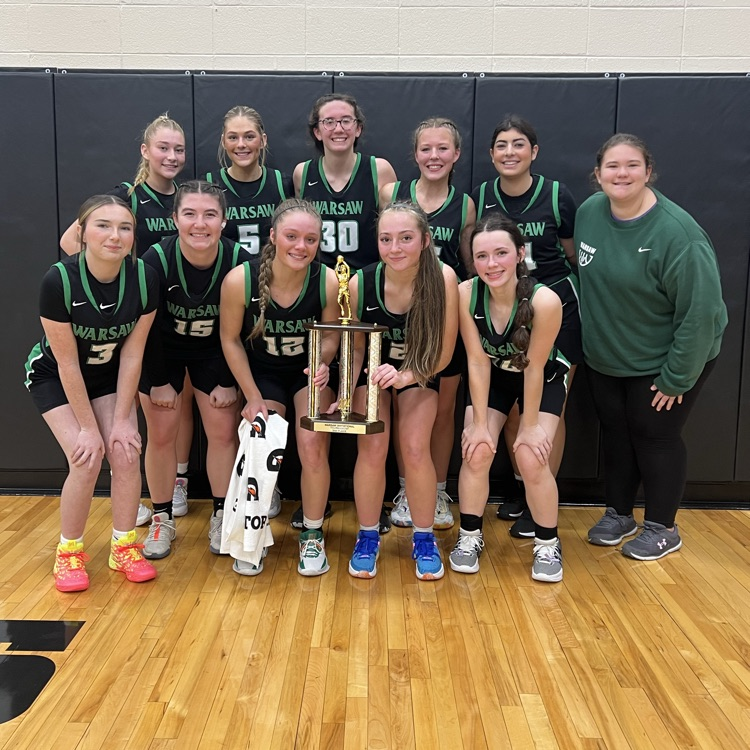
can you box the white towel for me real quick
[221,412,287,564]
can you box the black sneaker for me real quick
[497,498,527,521]
[510,509,535,538]
[379,507,391,535]
[290,501,333,530]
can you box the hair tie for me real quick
[521,297,529,302]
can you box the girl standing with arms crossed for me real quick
[473,115,579,536]
[381,117,476,531]
[139,181,247,560]
[61,113,192,527]
[221,199,339,576]
[450,215,568,582]
[26,195,159,591]
[347,202,458,580]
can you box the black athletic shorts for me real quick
[28,371,117,414]
[139,355,228,396]
[439,335,466,379]
[548,275,583,365]
[467,362,568,417]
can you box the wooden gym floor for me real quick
[1,496,750,749]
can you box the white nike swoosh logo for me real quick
[168,284,180,291]
[474,314,484,319]
[251,297,261,302]
[638,247,651,253]
[140,199,151,205]
[308,181,318,187]
[72,301,86,307]
[485,204,496,209]
[100,303,116,310]
[366,305,379,311]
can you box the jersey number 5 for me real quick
[237,224,260,255]
[321,220,359,255]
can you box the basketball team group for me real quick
[23,93,727,594]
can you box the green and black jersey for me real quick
[300,153,380,271]
[471,174,576,285]
[204,167,288,256]
[242,259,327,371]
[391,180,470,280]
[110,181,178,256]
[25,252,158,388]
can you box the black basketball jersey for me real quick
[242,260,328,371]
[25,252,157,386]
[471,174,576,285]
[110,182,178,257]
[143,235,246,360]
[392,180,470,280]
[299,153,380,271]
[355,262,407,368]
[203,167,287,257]
[469,276,567,376]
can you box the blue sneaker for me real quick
[348,530,381,578]
[412,531,444,580]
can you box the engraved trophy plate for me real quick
[300,256,387,435]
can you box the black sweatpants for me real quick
[586,359,716,527]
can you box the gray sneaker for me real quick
[143,512,176,559]
[268,487,282,519]
[621,521,682,561]
[172,478,188,517]
[532,540,563,582]
[233,547,268,576]
[209,509,226,555]
[588,507,638,546]
[449,531,484,574]
[136,502,153,527]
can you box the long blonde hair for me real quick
[380,202,446,387]
[78,194,137,263]
[217,105,268,170]
[129,113,185,194]
[249,198,323,340]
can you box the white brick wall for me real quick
[3,1,749,73]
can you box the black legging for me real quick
[586,359,716,527]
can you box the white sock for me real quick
[112,528,132,541]
[360,523,379,533]
[177,462,189,476]
[303,515,324,530]
[437,481,447,492]
[413,524,433,535]
[60,534,83,546]
[398,476,406,489]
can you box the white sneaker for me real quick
[136,502,153,527]
[298,529,330,576]
[209,509,225,555]
[434,489,455,530]
[390,488,412,527]
[268,487,282,519]
[143,512,176,559]
[233,547,268,576]
[172,478,188,517]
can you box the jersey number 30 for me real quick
[320,220,359,255]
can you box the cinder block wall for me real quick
[1,1,748,73]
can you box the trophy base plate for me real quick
[300,412,384,435]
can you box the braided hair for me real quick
[248,198,322,341]
[470,214,536,371]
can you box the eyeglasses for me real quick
[317,116,358,131]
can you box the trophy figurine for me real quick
[301,256,387,434]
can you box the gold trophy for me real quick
[301,255,387,434]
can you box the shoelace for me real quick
[412,536,438,561]
[173,484,188,503]
[454,534,484,556]
[58,549,90,568]
[355,534,379,559]
[301,539,323,558]
[533,544,561,565]
[114,540,146,561]
[435,493,449,515]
